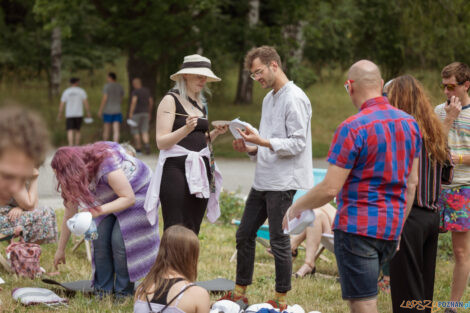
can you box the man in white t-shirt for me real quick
[57,78,92,146]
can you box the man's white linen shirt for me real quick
[251,81,313,191]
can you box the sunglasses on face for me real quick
[344,79,355,94]
[441,81,464,91]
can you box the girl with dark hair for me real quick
[134,225,210,313]
[52,141,159,298]
[387,75,452,313]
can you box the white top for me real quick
[251,81,313,191]
[435,102,470,188]
[61,86,87,117]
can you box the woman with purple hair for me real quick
[51,141,158,298]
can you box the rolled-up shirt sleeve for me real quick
[269,99,311,157]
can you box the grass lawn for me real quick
[0,208,465,312]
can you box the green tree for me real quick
[87,0,223,102]
[0,0,50,79]
[400,0,470,70]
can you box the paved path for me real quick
[38,152,328,208]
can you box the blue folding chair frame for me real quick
[232,168,327,245]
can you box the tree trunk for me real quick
[126,48,158,116]
[235,60,253,105]
[234,0,259,105]
[49,26,61,99]
[282,21,306,73]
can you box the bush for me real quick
[218,190,245,225]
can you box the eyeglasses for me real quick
[441,81,464,91]
[344,79,355,94]
[250,66,268,80]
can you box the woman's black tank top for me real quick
[151,278,185,305]
[167,92,208,152]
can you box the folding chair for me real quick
[71,237,92,263]
[314,233,335,264]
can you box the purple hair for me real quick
[51,142,112,208]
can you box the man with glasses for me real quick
[435,62,470,313]
[220,46,313,311]
[284,60,421,313]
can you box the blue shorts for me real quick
[103,113,122,123]
[334,230,397,300]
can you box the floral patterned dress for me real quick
[438,187,470,232]
[0,205,57,243]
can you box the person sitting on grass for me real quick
[134,225,210,313]
[0,107,57,245]
[0,167,57,244]
[267,203,336,278]
[290,203,336,278]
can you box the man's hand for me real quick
[445,96,462,121]
[56,112,62,121]
[8,207,23,222]
[237,127,263,146]
[232,138,257,154]
[98,109,103,118]
[282,206,301,231]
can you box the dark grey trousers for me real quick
[235,188,295,293]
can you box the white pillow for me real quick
[12,287,67,306]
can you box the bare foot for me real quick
[293,263,315,278]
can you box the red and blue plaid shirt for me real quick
[328,97,421,240]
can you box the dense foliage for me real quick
[1,0,469,100]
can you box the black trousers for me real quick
[390,206,440,313]
[235,188,295,293]
[160,156,210,235]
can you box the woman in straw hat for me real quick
[144,54,227,235]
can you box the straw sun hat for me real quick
[170,54,221,82]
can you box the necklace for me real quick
[187,97,204,115]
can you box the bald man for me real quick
[283,60,421,313]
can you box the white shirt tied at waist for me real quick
[144,145,222,226]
